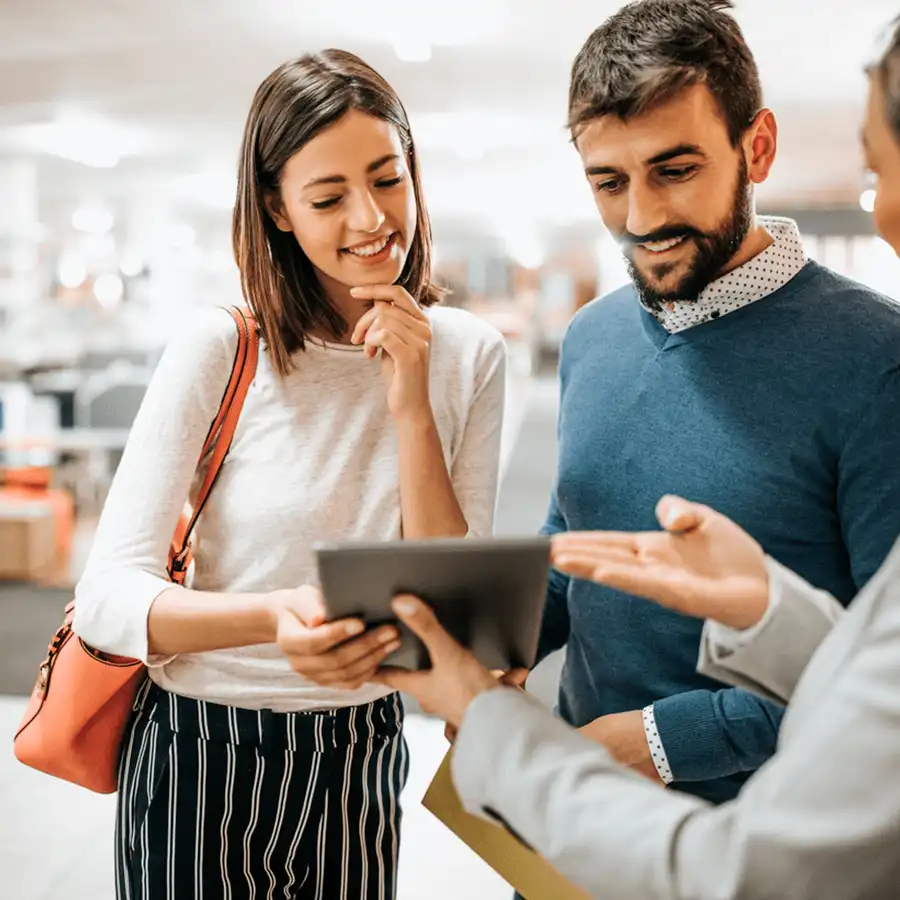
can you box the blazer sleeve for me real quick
[696,556,848,703]
[453,566,900,900]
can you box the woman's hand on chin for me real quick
[349,284,433,421]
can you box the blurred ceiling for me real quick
[0,0,896,253]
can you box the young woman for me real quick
[72,50,506,900]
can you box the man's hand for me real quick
[579,710,664,784]
[373,595,528,728]
[551,495,770,631]
[444,668,529,743]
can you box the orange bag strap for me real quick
[169,306,259,577]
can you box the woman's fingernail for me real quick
[346,621,364,636]
[380,628,399,644]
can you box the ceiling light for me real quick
[80,233,116,261]
[393,39,432,62]
[509,243,544,270]
[93,273,124,309]
[169,224,196,248]
[411,111,556,155]
[203,249,237,273]
[178,170,237,210]
[501,225,545,270]
[291,2,500,49]
[68,147,120,169]
[859,188,876,213]
[7,113,148,168]
[120,251,145,277]
[456,143,486,162]
[72,207,114,234]
[58,254,87,289]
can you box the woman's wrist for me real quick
[391,403,436,431]
[146,587,285,657]
[262,589,293,641]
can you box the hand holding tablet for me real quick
[314,537,551,672]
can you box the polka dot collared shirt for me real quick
[644,216,808,334]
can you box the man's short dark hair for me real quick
[568,0,762,147]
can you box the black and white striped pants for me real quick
[115,680,409,900]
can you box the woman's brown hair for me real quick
[232,49,444,377]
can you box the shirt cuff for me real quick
[703,556,783,659]
[642,704,674,785]
[73,570,177,667]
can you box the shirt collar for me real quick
[642,216,808,334]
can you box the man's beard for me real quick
[622,157,753,311]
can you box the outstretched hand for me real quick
[551,495,771,630]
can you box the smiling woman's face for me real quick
[862,71,900,255]
[266,108,418,299]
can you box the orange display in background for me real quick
[0,480,75,587]
[0,485,75,563]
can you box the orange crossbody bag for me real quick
[13,306,259,793]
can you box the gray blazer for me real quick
[452,540,900,899]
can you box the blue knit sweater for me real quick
[538,261,900,804]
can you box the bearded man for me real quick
[531,0,900,806]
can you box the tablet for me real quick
[314,537,551,671]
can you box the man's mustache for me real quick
[619,225,705,246]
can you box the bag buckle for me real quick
[36,662,50,694]
[169,546,192,584]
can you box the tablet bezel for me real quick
[314,537,551,672]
